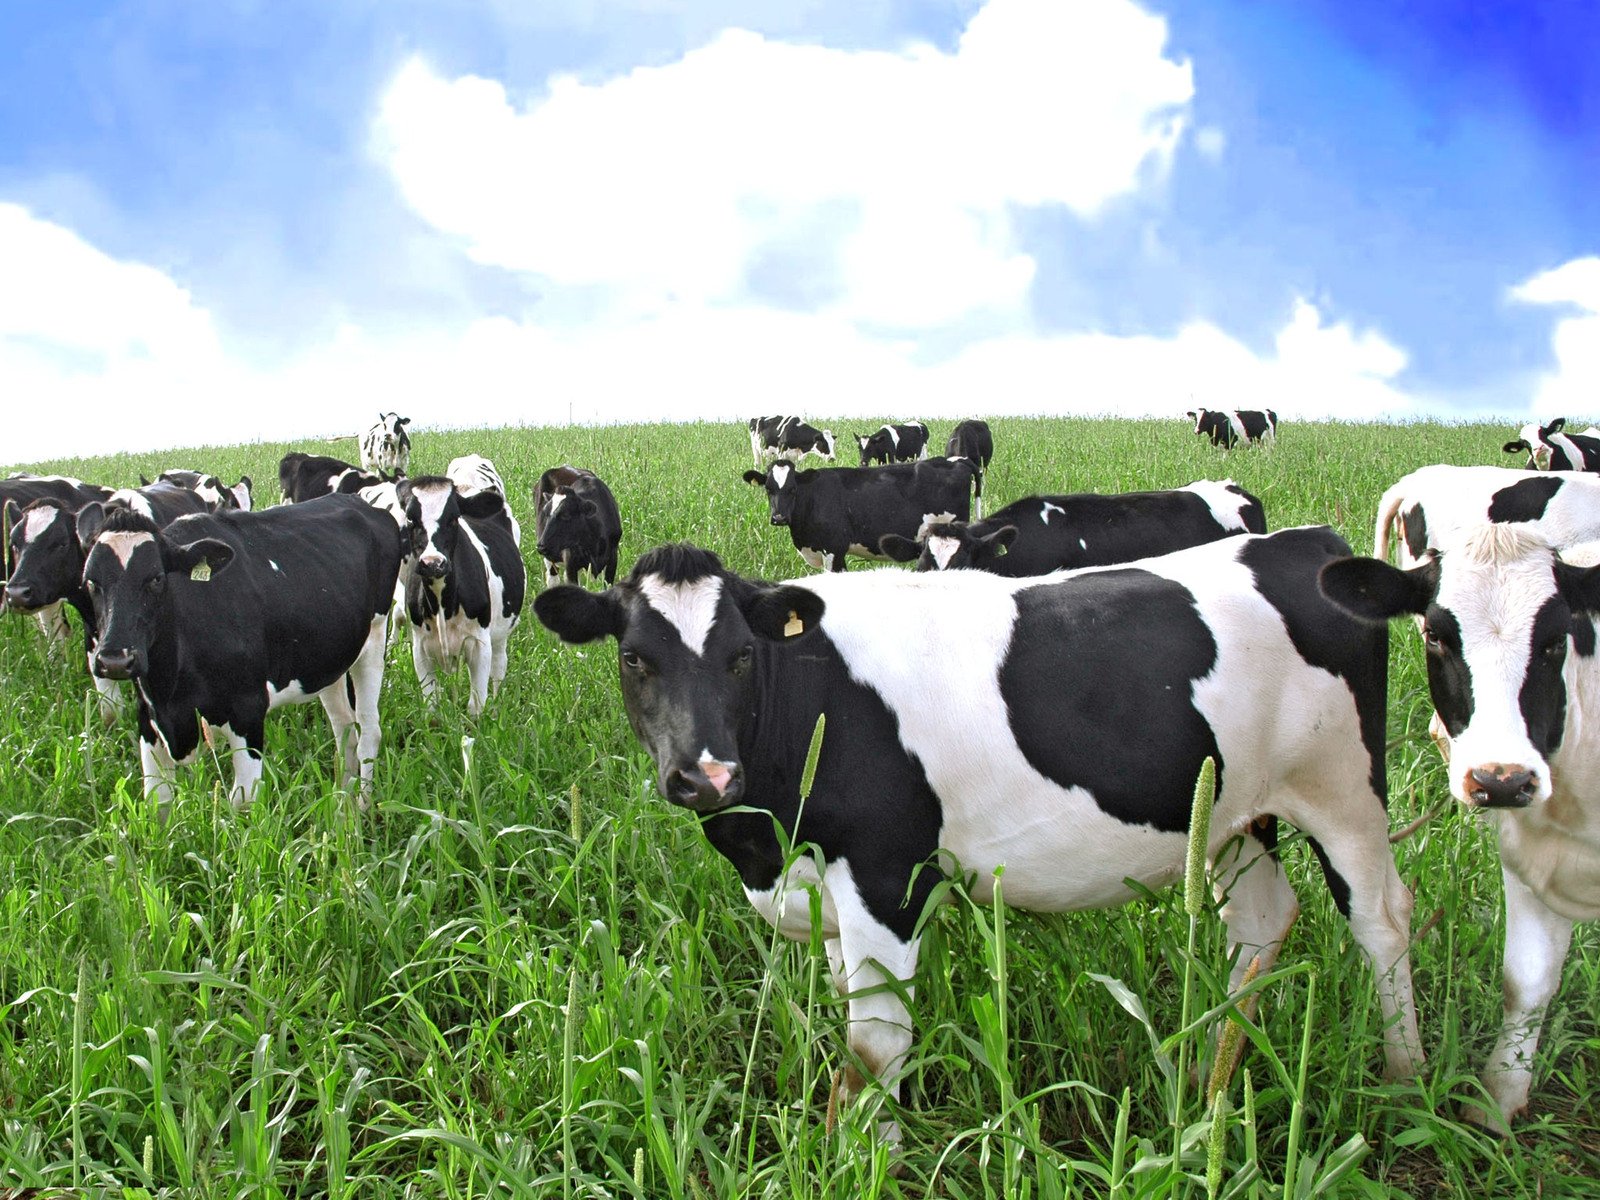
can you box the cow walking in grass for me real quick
[944,419,993,518]
[534,466,621,589]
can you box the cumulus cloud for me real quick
[1511,256,1600,415]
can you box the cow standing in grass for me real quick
[535,533,1422,1140]
[279,453,382,503]
[2,474,113,641]
[1189,408,1277,448]
[944,419,993,518]
[855,421,929,466]
[534,466,621,589]
[1503,418,1600,473]
[361,412,412,480]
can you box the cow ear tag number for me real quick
[784,610,804,637]
[190,562,211,582]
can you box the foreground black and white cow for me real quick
[397,476,525,715]
[1,474,113,639]
[535,533,1422,1137]
[1375,464,1600,568]
[82,495,400,812]
[743,457,974,572]
[144,469,254,511]
[1189,408,1278,448]
[944,419,994,518]
[881,479,1266,575]
[534,466,621,589]
[749,415,837,466]
[360,412,412,480]
[855,421,929,467]
[279,453,382,504]
[1503,418,1600,473]
[1322,524,1600,1129]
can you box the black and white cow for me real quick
[855,421,930,467]
[1,473,113,640]
[749,415,793,467]
[534,466,622,589]
[82,495,400,813]
[1188,408,1278,448]
[396,476,526,715]
[360,412,412,480]
[1322,523,1600,1129]
[145,469,254,511]
[749,415,838,465]
[1503,418,1600,473]
[743,457,974,572]
[279,453,382,504]
[880,479,1266,575]
[944,419,994,518]
[535,532,1422,1138]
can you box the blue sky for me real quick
[2,0,1596,462]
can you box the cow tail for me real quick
[1373,482,1405,562]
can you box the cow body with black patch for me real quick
[2,474,113,641]
[1324,524,1600,1129]
[279,453,382,503]
[749,415,837,465]
[944,419,994,518]
[1374,465,1600,569]
[398,476,525,715]
[360,412,412,479]
[1189,408,1278,448]
[536,532,1422,1139]
[744,457,974,572]
[855,421,929,466]
[147,469,254,511]
[82,495,400,813]
[882,479,1266,575]
[1503,417,1600,473]
[534,466,621,589]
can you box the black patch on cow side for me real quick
[999,569,1220,832]
[1401,504,1428,562]
[1487,476,1563,525]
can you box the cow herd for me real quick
[4,409,1600,1148]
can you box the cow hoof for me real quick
[1459,1100,1512,1138]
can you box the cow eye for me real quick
[1543,638,1567,660]
[620,648,645,671]
[145,575,162,592]
[1422,626,1441,650]
[731,644,754,674]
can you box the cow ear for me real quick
[1319,556,1436,622]
[1547,417,1566,435]
[139,473,152,486]
[741,584,826,642]
[458,490,505,521]
[395,479,414,509]
[579,498,599,518]
[1185,410,1196,419]
[534,586,623,644]
[1504,439,1530,454]
[982,525,1018,551]
[163,537,235,580]
[878,534,921,562]
[75,502,108,549]
[398,416,411,427]
[856,435,868,447]
[742,470,767,486]
[1556,560,1600,615]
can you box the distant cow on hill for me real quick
[1503,418,1600,473]
[534,466,622,589]
[749,416,837,466]
[944,419,994,518]
[856,421,929,467]
[143,469,254,511]
[361,412,412,480]
[279,453,382,504]
[1189,408,1277,448]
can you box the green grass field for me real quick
[1,417,1597,1198]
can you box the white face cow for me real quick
[362,412,412,479]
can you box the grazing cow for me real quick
[534,532,1422,1139]
[855,421,930,467]
[396,476,526,715]
[749,415,838,465]
[1,474,113,639]
[1503,418,1600,473]
[749,415,792,467]
[743,458,974,572]
[1374,465,1600,569]
[361,412,412,480]
[82,495,399,813]
[1188,408,1278,448]
[144,469,254,511]
[1322,523,1600,1129]
[881,480,1266,575]
[944,419,994,518]
[279,453,382,504]
[534,466,622,589]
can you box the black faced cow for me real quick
[944,419,994,518]
[1323,523,1600,1130]
[1,474,113,640]
[855,421,930,467]
[279,453,382,504]
[1189,408,1278,448]
[534,466,622,590]
[743,457,974,572]
[361,412,412,480]
[749,415,837,466]
[82,495,400,815]
[144,469,254,511]
[535,533,1422,1139]
[880,480,1266,575]
[1503,418,1600,473]
[395,476,526,716]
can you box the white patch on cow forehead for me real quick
[414,483,453,529]
[547,491,567,515]
[22,506,61,541]
[639,574,724,656]
[770,463,792,488]
[928,536,960,570]
[99,530,155,566]
[1040,501,1065,524]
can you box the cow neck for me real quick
[137,593,187,723]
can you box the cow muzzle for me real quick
[1461,763,1540,809]
[417,554,449,579]
[663,759,743,812]
[93,648,143,680]
[769,514,790,527]
[3,582,38,611]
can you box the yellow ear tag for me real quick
[190,562,211,582]
[784,610,804,638]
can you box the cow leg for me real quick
[410,621,442,707]
[564,550,578,585]
[139,735,178,824]
[90,655,125,726]
[797,547,825,571]
[1212,824,1299,989]
[1468,863,1574,1130]
[215,721,265,809]
[489,628,511,700]
[465,631,492,716]
[327,615,387,801]
[35,600,69,649]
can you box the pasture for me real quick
[1,417,1597,1198]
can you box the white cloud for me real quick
[1511,256,1600,415]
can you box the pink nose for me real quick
[702,760,733,795]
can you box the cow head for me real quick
[397,476,504,583]
[369,413,413,475]
[4,500,83,612]
[879,519,1017,570]
[743,462,798,525]
[82,508,233,680]
[536,485,599,561]
[1505,418,1575,471]
[534,543,824,812]
[1321,523,1600,810]
[815,430,837,461]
